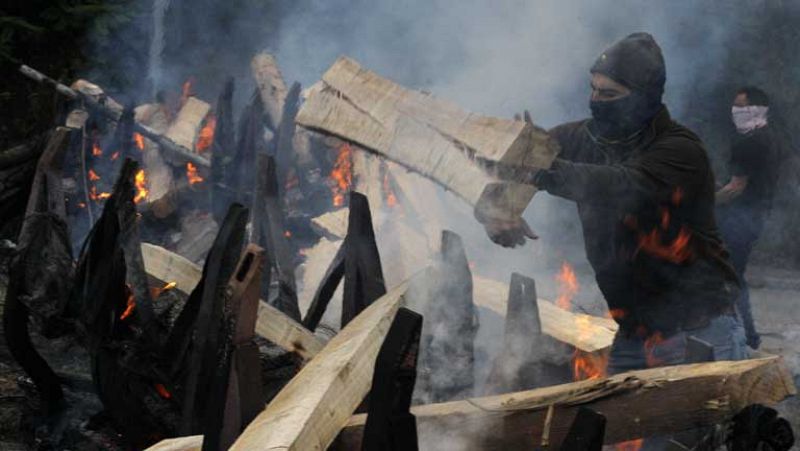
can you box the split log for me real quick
[141,243,324,360]
[251,52,288,130]
[295,56,558,220]
[230,277,414,450]
[334,356,797,450]
[135,102,174,208]
[472,276,617,353]
[165,97,211,155]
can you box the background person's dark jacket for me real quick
[539,106,740,336]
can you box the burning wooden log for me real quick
[295,56,558,221]
[141,243,324,360]
[19,64,210,168]
[145,275,419,451]
[251,52,288,131]
[210,78,236,223]
[334,356,797,449]
[164,97,212,157]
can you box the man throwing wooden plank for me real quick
[479,33,748,374]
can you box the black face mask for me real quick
[590,91,661,139]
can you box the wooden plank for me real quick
[295,56,558,219]
[472,276,617,353]
[310,208,349,240]
[230,277,415,451]
[141,243,324,360]
[335,356,797,450]
[165,97,211,154]
[251,52,288,130]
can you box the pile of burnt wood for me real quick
[1,52,797,451]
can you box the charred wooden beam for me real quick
[251,52,288,131]
[177,204,249,435]
[253,154,301,321]
[559,407,605,451]
[416,230,477,403]
[232,90,264,208]
[273,82,301,194]
[202,244,265,451]
[210,78,236,224]
[19,64,210,168]
[362,307,423,451]
[141,243,324,360]
[335,357,797,450]
[342,192,387,327]
[3,127,73,414]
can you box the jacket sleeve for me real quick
[537,137,707,207]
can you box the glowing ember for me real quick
[608,308,626,320]
[92,141,103,156]
[133,132,146,151]
[572,348,608,381]
[330,143,353,207]
[555,261,579,310]
[383,172,398,207]
[134,169,148,204]
[644,332,666,368]
[77,202,87,209]
[195,113,216,153]
[615,438,644,451]
[186,162,204,185]
[120,292,135,320]
[88,169,101,181]
[89,186,111,202]
[151,281,177,298]
[284,230,292,238]
[154,383,172,399]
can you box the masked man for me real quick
[479,33,747,373]
[716,86,779,350]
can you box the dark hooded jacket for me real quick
[540,107,740,336]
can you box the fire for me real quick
[186,162,204,185]
[154,383,172,399]
[635,226,692,264]
[383,172,398,208]
[133,132,146,151]
[572,349,608,381]
[88,169,101,181]
[615,439,644,451]
[608,308,626,320]
[89,186,111,202]
[644,332,665,368]
[92,140,103,156]
[330,143,353,207]
[134,169,148,204]
[150,281,177,299]
[120,291,135,321]
[195,113,216,153]
[555,262,579,310]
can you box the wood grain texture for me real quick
[164,97,211,153]
[335,356,797,450]
[251,52,288,129]
[141,243,323,360]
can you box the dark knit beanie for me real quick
[591,32,666,98]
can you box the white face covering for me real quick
[731,105,769,134]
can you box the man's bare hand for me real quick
[480,216,538,248]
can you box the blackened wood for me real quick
[686,335,715,364]
[0,137,45,169]
[362,307,422,451]
[179,203,248,435]
[202,244,264,451]
[417,230,476,402]
[302,244,345,331]
[342,192,387,327]
[273,82,301,194]
[560,407,606,450]
[253,154,300,321]
[232,90,264,208]
[484,273,541,394]
[210,78,236,224]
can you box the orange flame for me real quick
[636,226,692,264]
[154,383,172,399]
[134,169,148,204]
[383,172,398,208]
[88,169,101,181]
[78,202,87,209]
[615,439,644,451]
[92,141,103,156]
[120,291,135,320]
[572,348,608,381]
[196,113,216,153]
[186,162,204,185]
[555,262,579,310]
[150,281,177,299]
[133,132,146,151]
[330,143,353,207]
[89,186,111,202]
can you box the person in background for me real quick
[716,86,780,350]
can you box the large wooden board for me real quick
[334,356,797,450]
[296,56,557,219]
[141,243,323,359]
[164,97,211,153]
